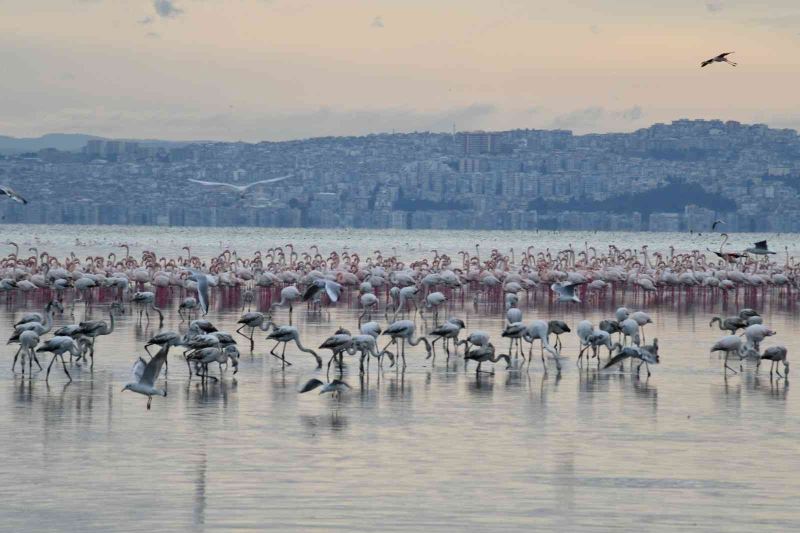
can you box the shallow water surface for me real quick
[0,286,798,531]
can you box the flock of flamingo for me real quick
[1,239,792,408]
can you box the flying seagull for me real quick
[299,378,351,399]
[551,281,587,303]
[711,219,725,231]
[701,52,736,68]
[187,175,291,198]
[0,185,28,204]
[744,240,776,255]
[184,268,210,315]
[303,278,343,303]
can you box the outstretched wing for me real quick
[187,178,241,192]
[299,378,324,393]
[324,280,342,303]
[240,175,291,191]
[330,379,351,389]
[603,351,631,369]
[186,269,210,315]
[302,283,321,301]
[141,345,168,386]
[700,58,713,67]
[0,186,28,204]
[754,240,768,250]
[131,357,147,383]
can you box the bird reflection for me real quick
[14,375,36,405]
[186,378,237,407]
[299,411,349,434]
[193,451,207,530]
[745,373,789,401]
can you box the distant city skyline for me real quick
[2,1,800,141]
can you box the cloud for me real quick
[551,106,644,131]
[619,105,643,121]
[371,16,384,28]
[138,16,154,25]
[8,104,500,142]
[153,0,183,19]
[705,1,724,12]
[551,107,605,130]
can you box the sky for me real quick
[1,0,800,141]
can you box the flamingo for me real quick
[604,341,659,377]
[12,330,40,375]
[547,320,571,350]
[382,320,431,368]
[270,286,302,324]
[524,320,561,372]
[758,346,789,378]
[266,325,322,367]
[75,303,122,368]
[131,291,164,327]
[710,335,745,374]
[320,328,353,375]
[236,311,274,351]
[709,316,747,334]
[464,344,510,375]
[427,318,465,362]
[36,336,81,382]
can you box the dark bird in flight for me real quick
[0,185,28,204]
[744,240,776,255]
[701,52,736,67]
[711,219,725,231]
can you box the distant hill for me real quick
[0,133,201,154]
[0,133,103,154]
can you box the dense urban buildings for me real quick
[1,119,798,232]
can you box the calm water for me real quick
[0,225,798,531]
[0,223,797,261]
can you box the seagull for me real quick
[122,344,168,409]
[187,175,291,198]
[551,281,586,303]
[299,378,351,399]
[744,240,776,255]
[701,52,736,67]
[711,219,725,231]
[184,269,210,315]
[302,278,343,303]
[0,185,28,204]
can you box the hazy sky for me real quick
[1,0,800,141]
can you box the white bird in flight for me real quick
[551,281,586,303]
[0,185,28,204]
[184,268,210,315]
[187,175,291,198]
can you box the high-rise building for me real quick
[458,131,495,155]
